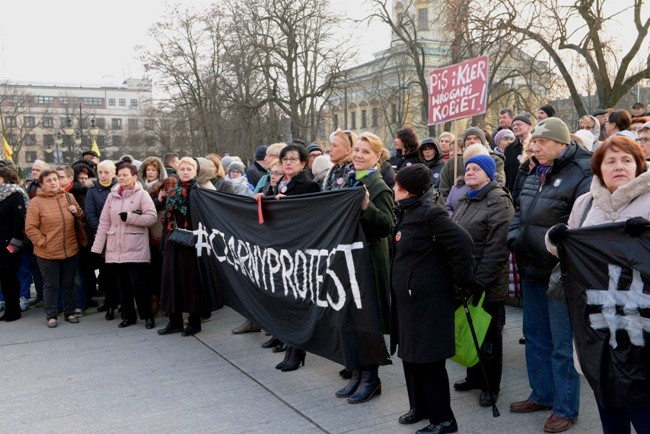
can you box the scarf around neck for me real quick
[0,183,29,207]
[165,179,194,230]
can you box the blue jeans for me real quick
[522,279,580,420]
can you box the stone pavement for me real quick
[0,304,605,433]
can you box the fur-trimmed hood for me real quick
[138,156,168,191]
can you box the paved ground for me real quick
[0,302,605,433]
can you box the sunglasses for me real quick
[344,130,354,146]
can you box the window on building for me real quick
[128,118,139,129]
[24,116,36,127]
[391,103,397,124]
[333,114,339,130]
[112,135,123,147]
[361,109,367,128]
[144,119,154,130]
[25,151,37,163]
[112,118,123,129]
[59,97,72,105]
[4,116,17,127]
[351,111,357,129]
[82,97,103,106]
[8,134,17,145]
[130,99,138,108]
[34,96,54,104]
[417,8,428,30]
[59,117,67,128]
[25,134,37,145]
[96,118,106,129]
[119,99,126,107]
[44,134,54,148]
[108,98,116,106]
[42,117,54,128]
[372,108,379,127]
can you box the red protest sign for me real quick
[428,56,489,125]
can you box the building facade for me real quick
[0,78,154,169]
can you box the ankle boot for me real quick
[335,368,361,398]
[276,346,294,370]
[105,307,115,320]
[347,366,381,404]
[281,348,306,372]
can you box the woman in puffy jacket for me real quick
[25,169,84,328]
[91,163,157,329]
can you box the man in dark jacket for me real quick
[245,145,268,187]
[507,117,592,433]
[504,112,533,193]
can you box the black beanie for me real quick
[395,163,432,197]
[539,105,556,118]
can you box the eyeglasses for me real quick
[637,137,650,144]
[229,169,242,174]
[281,157,300,163]
[344,130,354,146]
[270,171,284,176]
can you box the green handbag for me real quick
[450,292,492,367]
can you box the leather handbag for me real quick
[168,218,196,247]
[65,193,88,247]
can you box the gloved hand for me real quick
[624,217,650,237]
[547,224,568,246]
[119,212,127,222]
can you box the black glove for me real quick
[624,217,650,237]
[132,209,143,215]
[547,224,568,246]
[119,212,127,222]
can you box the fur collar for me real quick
[590,169,650,217]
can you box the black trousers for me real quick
[98,259,118,308]
[113,263,152,321]
[465,300,505,392]
[0,254,21,320]
[403,360,455,424]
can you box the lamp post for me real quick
[54,133,63,165]
[61,104,101,164]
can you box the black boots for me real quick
[275,346,305,371]
[157,320,183,335]
[346,366,381,404]
[335,369,361,398]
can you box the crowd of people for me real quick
[1,102,649,434]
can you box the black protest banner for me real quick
[190,187,391,369]
[559,223,650,408]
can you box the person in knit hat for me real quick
[465,154,496,182]
[507,115,592,432]
[245,145,268,187]
[537,105,556,120]
[391,162,476,433]
[493,129,515,153]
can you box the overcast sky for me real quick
[0,0,388,87]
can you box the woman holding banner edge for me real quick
[334,132,395,404]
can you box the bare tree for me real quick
[237,0,348,142]
[497,0,650,115]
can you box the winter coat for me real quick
[25,189,83,260]
[452,182,514,302]
[507,144,592,282]
[389,150,419,172]
[511,159,533,204]
[380,161,396,189]
[418,141,445,189]
[85,178,117,236]
[228,175,255,197]
[245,161,267,188]
[0,185,28,266]
[390,197,475,363]
[504,138,524,193]
[439,152,506,199]
[91,182,157,263]
[277,170,320,196]
[352,170,394,333]
[212,177,236,194]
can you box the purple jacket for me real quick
[91,182,157,263]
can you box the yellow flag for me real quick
[3,136,13,162]
[91,138,101,157]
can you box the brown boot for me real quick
[231,319,261,334]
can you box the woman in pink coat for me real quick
[91,163,157,329]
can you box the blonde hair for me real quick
[97,160,116,174]
[463,143,489,160]
[438,131,456,143]
[357,132,386,159]
[178,156,198,173]
[205,153,226,179]
[329,128,357,147]
[266,142,287,159]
